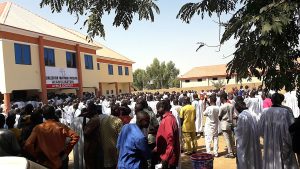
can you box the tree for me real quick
[146,58,162,88]
[133,58,180,90]
[211,80,225,90]
[39,0,160,39]
[177,0,300,94]
[133,69,148,90]
[41,0,300,95]
[169,78,180,88]
[146,58,180,89]
[165,61,180,88]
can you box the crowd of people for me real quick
[0,85,299,169]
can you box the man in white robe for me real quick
[192,94,203,135]
[170,99,182,169]
[284,91,300,118]
[235,97,262,169]
[170,101,180,123]
[70,112,87,169]
[101,98,111,115]
[148,95,159,115]
[203,96,219,157]
[245,91,262,121]
[258,93,299,169]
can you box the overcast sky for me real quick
[7,0,236,75]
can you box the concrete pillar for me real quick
[38,36,47,104]
[98,83,103,96]
[4,93,10,114]
[115,82,119,95]
[128,82,131,93]
[95,88,98,97]
[75,44,83,98]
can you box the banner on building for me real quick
[45,67,79,89]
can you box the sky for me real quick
[5,0,236,75]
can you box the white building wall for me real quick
[0,40,7,93]
[181,76,261,88]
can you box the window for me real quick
[97,63,100,70]
[185,80,190,83]
[14,43,31,65]
[111,90,114,94]
[84,55,93,70]
[66,52,76,68]
[118,66,123,75]
[197,79,202,82]
[44,48,55,66]
[125,67,129,75]
[108,64,114,75]
[106,90,109,95]
[212,77,218,80]
[119,89,122,93]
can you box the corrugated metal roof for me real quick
[0,2,99,48]
[65,28,134,63]
[0,1,134,63]
[180,64,228,79]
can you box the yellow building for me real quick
[179,64,262,89]
[0,2,134,112]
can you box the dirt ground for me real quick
[181,135,236,169]
[68,134,236,169]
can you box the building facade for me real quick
[0,2,134,112]
[179,64,262,89]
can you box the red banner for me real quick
[46,83,79,89]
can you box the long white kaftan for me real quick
[245,97,262,121]
[284,91,300,118]
[203,106,219,136]
[70,117,88,169]
[101,100,111,115]
[203,105,219,154]
[235,110,262,169]
[171,105,182,169]
[192,100,204,133]
[258,107,299,169]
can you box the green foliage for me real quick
[177,0,300,92]
[133,69,148,90]
[177,0,237,23]
[133,58,180,90]
[40,0,160,39]
[211,80,225,90]
[40,0,300,93]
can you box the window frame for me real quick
[44,48,55,66]
[125,67,129,75]
[185,80,190,83]
[197,78,203,82]
[212,77,218,81]
[66,52,77,68]
[108,64,114,75]
[97,62,100,70]
[84,54,94,70]
[118,65,123,75]
[14,43,31,65]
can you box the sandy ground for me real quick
[68,134,236,169]
[181,135,236,169]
